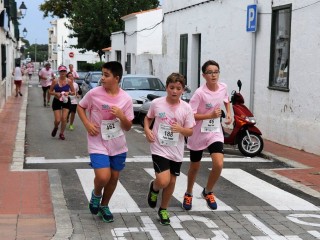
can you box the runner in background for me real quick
[38,62,54,107]
[66,72,79,130]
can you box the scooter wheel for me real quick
[238,132,264,157]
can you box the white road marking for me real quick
[221,169,320,211]
[26,156,271,164]
[76,169,141,213]
[144,168,233,211]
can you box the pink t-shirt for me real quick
[39,68,54,87]
[187,82,229,150]
[147,97,195,162]
[79,86,134,156]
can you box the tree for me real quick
[39,1,72,18]
[40,0,159,60]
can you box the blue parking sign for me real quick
[246,4,257,32]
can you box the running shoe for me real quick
[158,209,170,225]
[43,101,46,107]
[69,124,74,131]
[89,190,102,215]
[147,180,159,208]
[98,205,114,223]
[51,127,58,137]
[201,188,217,210]
[182,193,193,210]
[18,92,23,96]
[59,133,65,140]
[47,102,50,107]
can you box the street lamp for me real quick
[19,1,27,18]
[22,28,27,37]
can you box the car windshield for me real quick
[122,77,165,91]
[78,72,87,79]
[91,74,102,83]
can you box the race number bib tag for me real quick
[201,118,221,133]
[158,123,179,146]
[101,119,124,140]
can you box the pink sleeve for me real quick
[189,92,201,114]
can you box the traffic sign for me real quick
[246,4,257,32]
[69,52,74,58]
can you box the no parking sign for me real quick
[246,4,257,32]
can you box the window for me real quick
[179,34,188,84]
[1,44,6,80]
[269,4,292,91]
[116,51,121,63]
[126,53,131,74]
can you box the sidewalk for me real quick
[0,79,319,239]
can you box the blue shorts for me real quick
[89,153,127,171]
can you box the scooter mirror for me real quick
[237,80,242,92]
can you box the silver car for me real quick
[119,74,166,118]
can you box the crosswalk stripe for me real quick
[144,168,233,211]
[221,169,320,211]
[76,169,141,213]
[26,156,271,164]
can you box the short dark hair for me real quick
[201,60,220,73]
[102,61,123,80]
[166,73,185,88]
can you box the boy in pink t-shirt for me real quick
[182,60,232,211]
[144,73,195,225]
[38,62,54,107]
[77,61,134,223]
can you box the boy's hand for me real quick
[110,106,124,119]
[211,108,222,119]
[85,122,99,136]
[171,122,182,134]
[144,128,155,143]
[225,113,232,125]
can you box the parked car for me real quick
[81,71,102,96]
[119,74,167,118]
[137,86,192,127]
[76,71,88,86]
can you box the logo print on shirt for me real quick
[102,104,111,111]
[205,103,213,109]
[159,112,166,119]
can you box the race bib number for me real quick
[101,119,124,140]
[201,118,221,133]
[158,123,179,146]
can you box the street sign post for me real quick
[246,4,257,32]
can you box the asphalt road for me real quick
[24,81,320,240]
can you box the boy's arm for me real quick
[171,123,193,137]
[144,116,155,142]
[110,106,132,131]
[224,101,232,125]
[77,105,99,136]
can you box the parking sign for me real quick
[246,4,257,32]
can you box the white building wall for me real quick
[162,0,320,154]
[51,18,100,70]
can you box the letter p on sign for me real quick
[246,4,257,32]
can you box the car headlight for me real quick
[245,116,256,124]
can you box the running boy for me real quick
[182,60,232,211]
[77,61,134,222]
[145,73,195,225]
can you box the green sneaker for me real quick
[158,209,170,225]
[88,190,101,215]
[147,180,159,208]
[69,124,74,130]
[98,205,114,223]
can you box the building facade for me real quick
[110,0,320,155]
[48,18,100,70]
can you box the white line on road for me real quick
[26,156,271,164]
[76,169,141,213]
[144,168,233,211]
[221,169,320,211]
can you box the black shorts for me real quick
[42,86,50,93]
[152,154,182,176]
[69,104,77,113]
[190,141,224,162]
[52,98,70,111]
